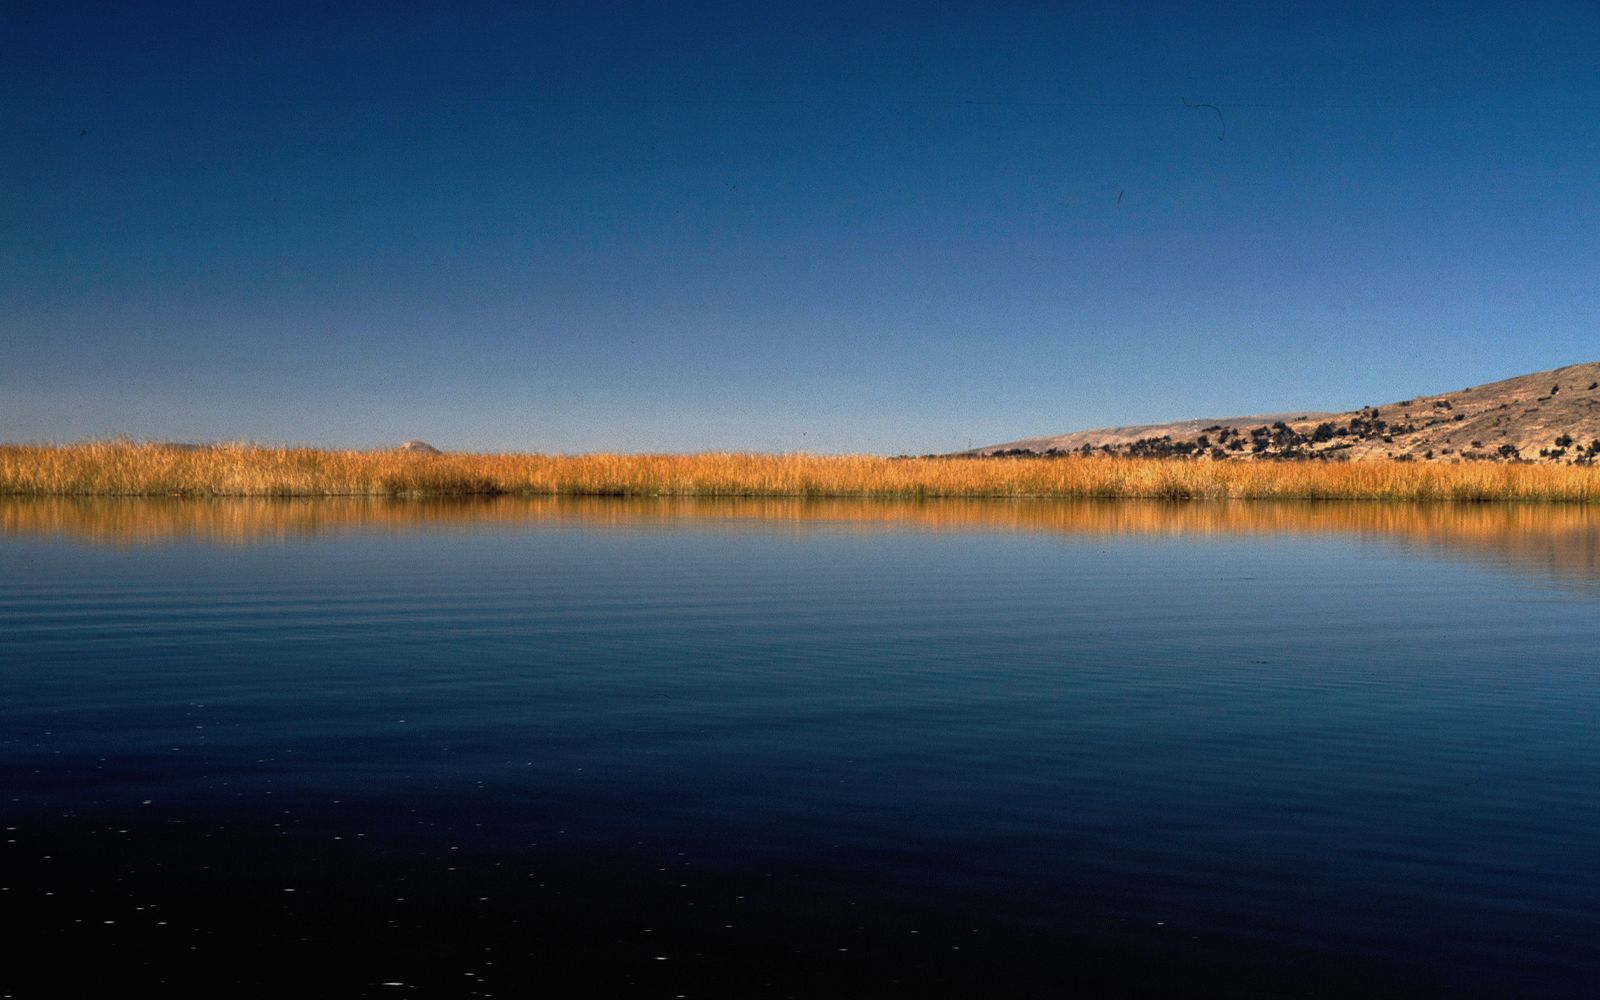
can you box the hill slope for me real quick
[971,361,1600,463]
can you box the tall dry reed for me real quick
[2,441,1598,503]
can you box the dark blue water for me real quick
[2,499,1597,997]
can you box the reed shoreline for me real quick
[4,442,1600,503]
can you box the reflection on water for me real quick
[4,495,1599,996]
[6,494,1599,582]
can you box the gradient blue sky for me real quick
[4,1,1598,453]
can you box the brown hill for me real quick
[971,361,1600,463]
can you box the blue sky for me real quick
[4,1,1598,453]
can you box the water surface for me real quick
[2,498,1597,997]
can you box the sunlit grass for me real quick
[2,441,1599,502]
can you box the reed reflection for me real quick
[4,495,1598,583]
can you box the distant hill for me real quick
[968,361,1600,463]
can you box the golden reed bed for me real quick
[2,441,1599,502]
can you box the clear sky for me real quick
[4,1,1598,453]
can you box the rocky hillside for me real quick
[972,361,1600,463]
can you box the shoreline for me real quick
[3,442,1600,503]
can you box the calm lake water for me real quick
[2,498,1597,997]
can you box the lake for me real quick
[2,497,1597,997]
